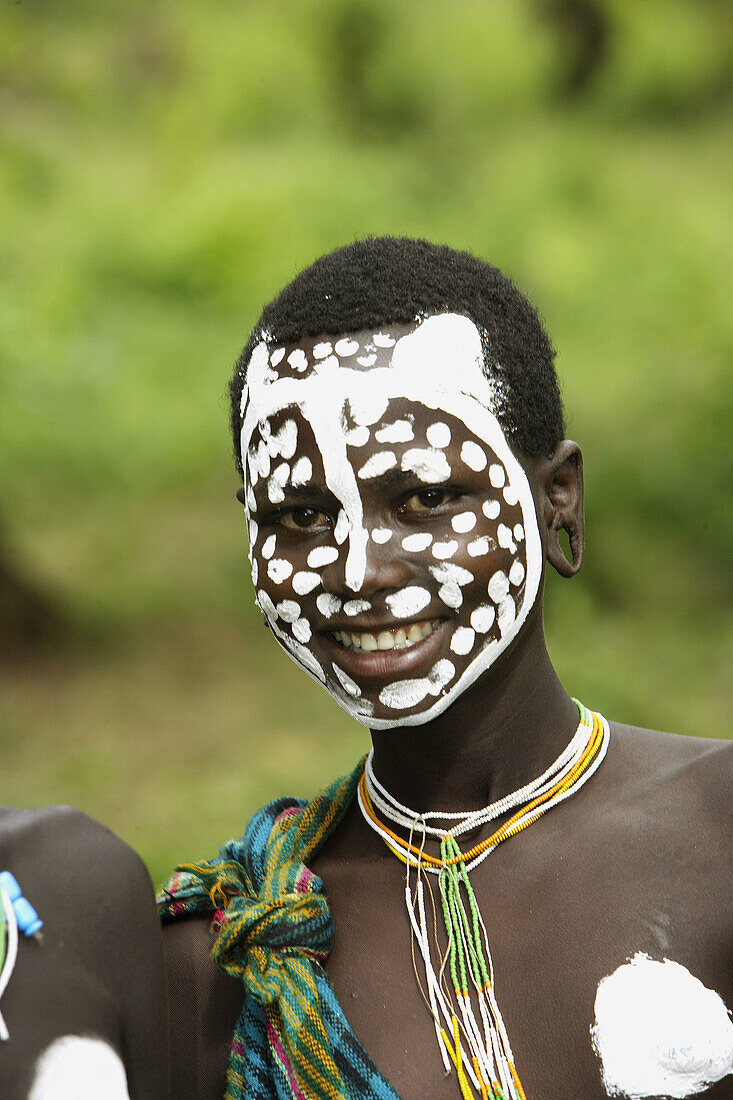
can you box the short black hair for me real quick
[230,236,564,471]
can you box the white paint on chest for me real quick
[29,1036,130,1099]
[591,953,733,1098]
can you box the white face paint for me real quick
[29,1036,130,1099]
[591,953,733,1098]
[241,314,542,728]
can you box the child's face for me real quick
[240,314,543,729]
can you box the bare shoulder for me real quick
[163,915,243,1100]
[602,724,732,824]
[0,806,168,1100]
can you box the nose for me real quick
[320,533,412,599]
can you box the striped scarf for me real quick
[158,759,401,1100]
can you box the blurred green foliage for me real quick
[0,0,730,880]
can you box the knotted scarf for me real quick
[158,759,401,1100]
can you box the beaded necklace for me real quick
[357,701,610,1100]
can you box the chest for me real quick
[315,827,728,1100]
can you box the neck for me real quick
[369,617,579,814]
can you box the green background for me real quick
[1,0,730,884]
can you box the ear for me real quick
[235,486,246,505]
[538,440,584,578]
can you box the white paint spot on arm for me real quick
[489,463,506,488]
[29,1036,131,1100]
[375,419,415,444]
[292,571,321,595]
[358,451,398,479]
[401,532,432,552]
[591,953,733,1099]
[385,586,432,617]
[461,441,487,471]
[371,528,393,544]
[452,511,477,533]
[290,456,312,486]
[401,448,451,483]
[426,422,451,448]
[267,558,293,583]
[307,546,339,568]
[316,593,342,618]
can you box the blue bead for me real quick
[13,897,43,937]
[0,870,22,901]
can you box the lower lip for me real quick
[322,621,447,681]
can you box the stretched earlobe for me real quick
[541,440,584,578]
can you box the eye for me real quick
[279,507,331,531]
[401,488,454,513]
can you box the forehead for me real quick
[240,314,501,450]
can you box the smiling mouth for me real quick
[332,619,440,652]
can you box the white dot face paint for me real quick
[316,593,342,618]
[385,586,432,618]
[292,570,321,595]
[343,599,372,617]
[489,463,506,488]
[291,456,312,486]
[461,440,487,471]
[402,532,433,552]
[241,313,542,729]
[401,447,451,484]
[426,422,451,448]
[432,540,459,560]
[267,558,293,584]
[452,511,477,534]
[29,1036,131,1100]
[358,451,397,479]
[591,953,733,1099]
[371,528,393,544]
[375,419,414,444]
[307,546,339,569]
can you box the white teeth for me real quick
[333,621,439,651]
